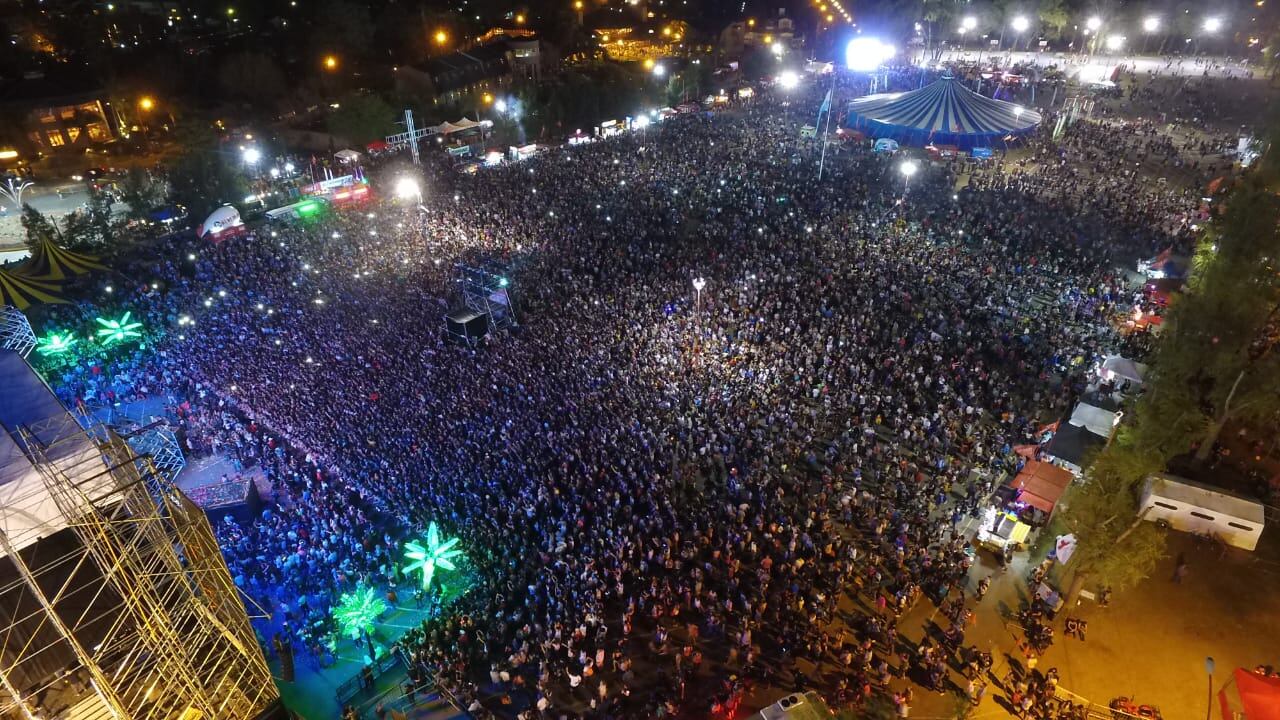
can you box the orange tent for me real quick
[1009,460,1073,514]
[1220,668,1280,720]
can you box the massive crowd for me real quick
[34,70,1228,718]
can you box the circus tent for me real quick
[0,268,67,310]
[844,76,1041,150]
[17,238,106,281]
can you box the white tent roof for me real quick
[1102,355,1148,384]
[0,350,120,557]
[334,148,361,162]
[1068,402,1118,438]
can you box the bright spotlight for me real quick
[1106,34,1125,51]
[962,15,977,30]
[634,114,650,129]
[1011,15,1030,32]
[846,37,894,72]
[652,63,666,77]
[771,41,784,56]
[395,177,421,200]
[778,70,800,89]
[1202,16,1222,33]
[1143,16,1160,33]
[494,98,507,112]
[899,159,919,177]
[1086,16,1102,31]
[242,147,261,165]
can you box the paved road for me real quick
[0,181,122,252]
[938,50,1259,80]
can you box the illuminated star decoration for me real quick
[332,585,387,640]
[403,522,464,591]
[94,311,144,345]
[36,331,78,355]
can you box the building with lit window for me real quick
[0,73,121,159]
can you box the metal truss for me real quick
[455,262,517,332]
[0,411,277,720]
[0,306,36,358]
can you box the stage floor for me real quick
[269,578,475,720]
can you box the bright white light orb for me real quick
[846,37,894,72]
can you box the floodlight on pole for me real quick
[771,41,784,56]
[899,160,919,178]
[652,63,666,77]
[494,98,507,113]
[395,177,422,203]
[1143,16,1161,33]
[778,70,799,89]
[1086,15,1102,31]
[1011,15,1030,32]
[242,147,261,165]
[1106,34,1125,51]
[1202,16,1222,33]
[845,37,894,72]
[962,15,977,31]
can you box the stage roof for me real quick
[0,350,118,556]
[844,76,1041,149]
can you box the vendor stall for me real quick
[1007,460,1074,519]
[976,508,1031,552]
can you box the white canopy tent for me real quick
[1100,355,1148,385]
[1068,402,1119,438]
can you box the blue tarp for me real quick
[844,77,1041,150]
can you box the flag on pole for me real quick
[818,88,832,116]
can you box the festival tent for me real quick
[1008,460,1074,514]
[16,238,106,281]
[1041,423,1105,475]
[334,149,361,164]
[1068,402,1118,438]
[0,267,66,310]
[1219,668,1280,720]
[1100,355,1148,386]
[844,76,1041,150]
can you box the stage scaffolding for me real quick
[0,408,277,720]
[0,306,36,358]
[455,262,517,332]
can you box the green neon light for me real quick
[296,200,320,216]
[332,585,387,640]
[36,331,78,355]
[403,522,463,591]
[94,311,144,345]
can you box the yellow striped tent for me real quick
[0,267,67,310]
[19,238,107,281]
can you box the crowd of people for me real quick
[30,68,1229,718]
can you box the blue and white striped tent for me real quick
[844,76,1041,150]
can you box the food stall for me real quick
[976,508,1032,553]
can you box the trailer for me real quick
[1140,474,1265,551]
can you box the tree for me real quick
[119,168,164,222]
[1058,435,1167,604]
[1144,177,1280,464]
[20,203,60,250]
[327,93,397,145]
[217,51,287,104]
[165,125,248,221]
[312,0,374,57]
[1037,0,1071,42]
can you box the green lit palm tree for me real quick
[402,522,463,591]
[36,331,78,355]
[332,585,387,640]
[95,311,143,345]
